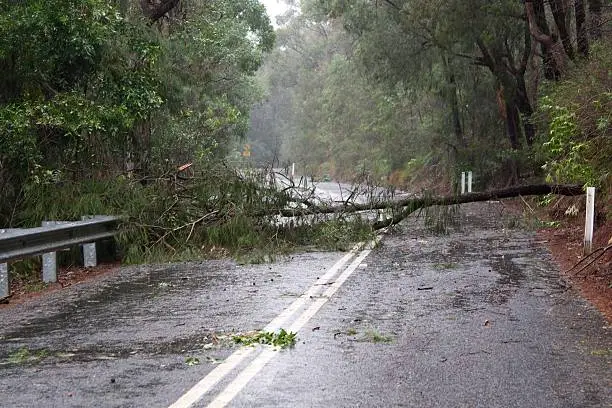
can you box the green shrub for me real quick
[537,41,612,193]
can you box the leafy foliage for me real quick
[537,41,612,190]
[0,0,286,264]
[233,329,297,349]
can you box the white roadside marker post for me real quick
[468,171,473,193]
[291,163,295,182]
[584,187,595,255]
[461,172,466,195]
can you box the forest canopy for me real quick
[248,0,610,192]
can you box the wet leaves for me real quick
[232,329,297,349]
[185,356,200,366]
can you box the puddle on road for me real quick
[490,256,526,286]
[0,329,238,368]
[0,263,233,341]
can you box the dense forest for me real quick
[249,0,610,192]
[0,0,610,263]
[0,0,289,262]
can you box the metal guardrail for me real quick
[0,216,120,300]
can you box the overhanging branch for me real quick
[140,0,180,23]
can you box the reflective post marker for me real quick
[468,171,473,193]
[461,172,466,195]
[584,187,595,255]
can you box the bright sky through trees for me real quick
[260,0,290,25]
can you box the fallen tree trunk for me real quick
[373,183,584,230]
[253,184,584,228]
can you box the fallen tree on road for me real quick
[254,184,585,230]
[371,183,584,230]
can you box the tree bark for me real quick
[526,0,569,78]
[575,0,589,57]
[550,0,575,59]
[505,101,522,150]
[515,74,536,146]
[139,0,181,23]
[588,0,603,40]
[372,184,584,229]
[442,56,466,148]
[449,72,466,148]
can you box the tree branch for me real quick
[140,0,181,23]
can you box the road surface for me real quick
[0,202,609,407]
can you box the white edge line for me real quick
[167,347,256,408]
[263,242,363,332]
[206,239,377,408]
[168,242,365,408]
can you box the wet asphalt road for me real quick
[0,202,610,407]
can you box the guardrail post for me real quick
[1,228,23,298]
[0,262,7,299]
[81,216,98,268]
[0,229,9,298]
[41,221,69,283]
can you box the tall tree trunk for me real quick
[550,0,575,59]
[514,74,536,146]
[449,73,466,148]
[525,0,569,78]
[505,101,521,150]
[140,0,181,23]
[441,55,466,148]
[575,0,589,56]
[588,0,603,40]
[532,0,559,80]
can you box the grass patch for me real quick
[6,347,49,365]
[433,262,458,270]
[358,329,393,344]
